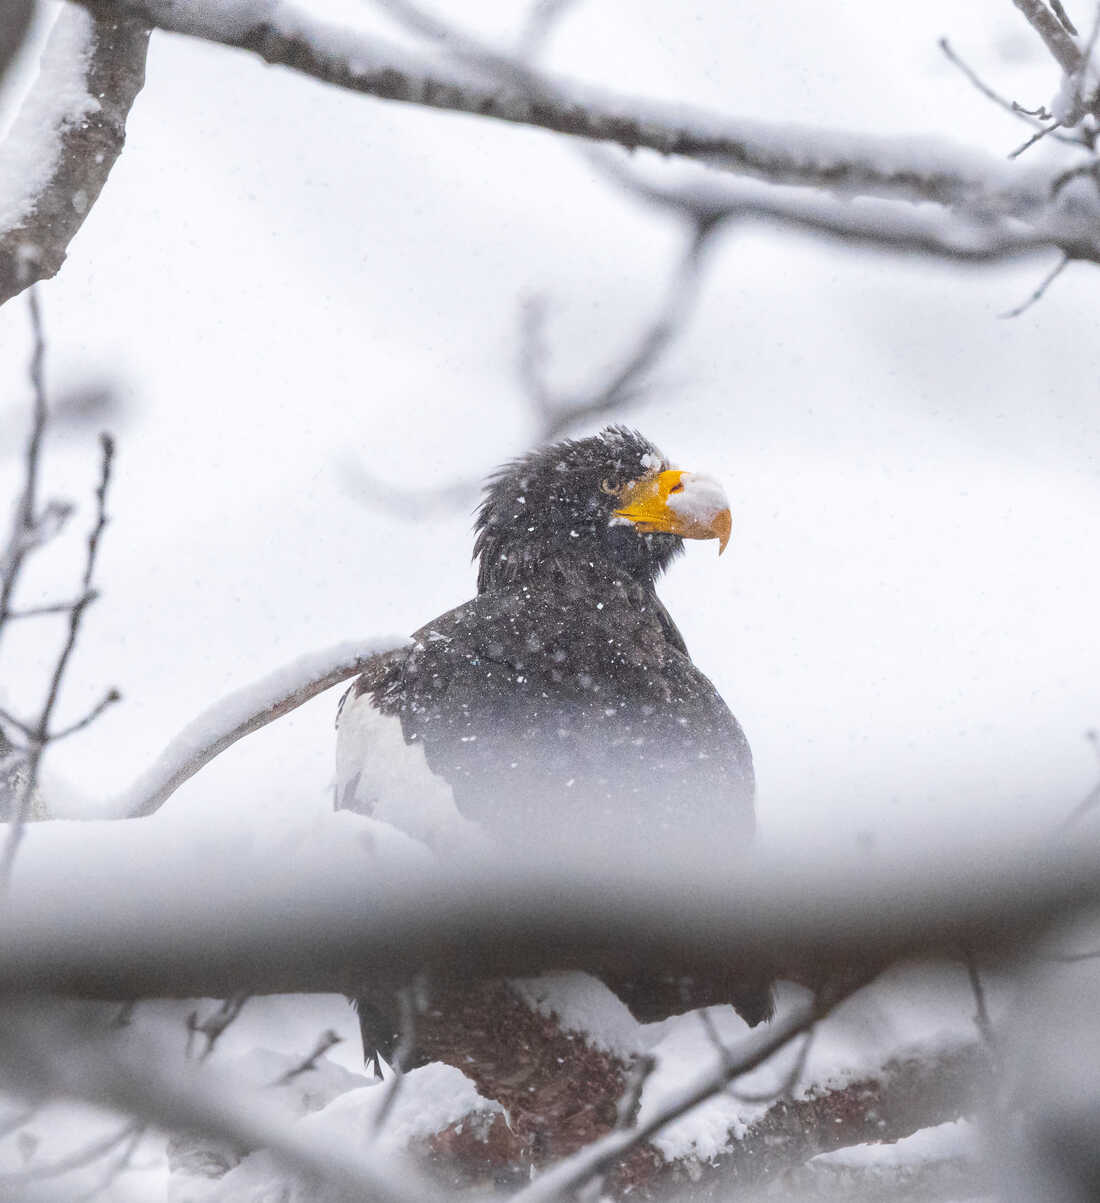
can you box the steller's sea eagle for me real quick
[336,426,771,1070]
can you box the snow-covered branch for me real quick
[647,1041,989,1199]
[0,4,150,307]
[113,639,405,818]
[0,1000,436,1203]
[69,0,1059,218]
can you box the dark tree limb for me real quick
[0,4,150,308]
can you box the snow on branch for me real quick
[0,3,150,307]
[644,1040,989,1199]
[0,1000,437,1203]
[70,0,1058,217]
[113,639,405,818]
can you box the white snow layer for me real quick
[178,1062,499,1203]
[0,6,100,232]
[511,971,646,1058]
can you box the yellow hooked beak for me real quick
[613,469,732,554]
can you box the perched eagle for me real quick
[337,426,771,1069]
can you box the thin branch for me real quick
[614,1054,657,1130]
[47,688,121,740]
[1012,0,1083,75]
[512,993,845,1203]
[4,590,100,620]
[0,431,115,883]
[586,148,1100,264]
[999,253,1070,315]
[656,1041,991,1200]
[112,639,405,818]
[531,217,723,443]
[0,1120,142,1188]
[185,993,250,1061]
[269,1030,343,1087]
[940,38,1050,129]
[1009,119,1064,157]
[516,0,582,60]
[69,1121,145,1203]
[963,950,998,1054]
[0,290,50,646]
[0,5,151,307]
[370,987,417,1137]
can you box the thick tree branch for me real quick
[1012,0,1083,75]
[0,835,1096,1000]
[113,640,405,818]
[70,0,1055,217]
[0,4,150,307]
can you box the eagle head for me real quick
[473,426,732,592]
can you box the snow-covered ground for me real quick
[0,0,1095,1196]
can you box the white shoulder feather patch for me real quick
[335,691,489,856]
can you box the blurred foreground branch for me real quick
[0,835,1095,998]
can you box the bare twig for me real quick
[941,38,1053,130]
[70,1121,145,1203]
[1000,253,1070,315]
[0,6,150,306]
[370,987,416,1138]
[185,993,250,1061]
[0,1120,142,1189]
[0,430,115,882]
[529,217,723,442]
[4,591,100,620]
[48,688,121,740]
[614,1054,657,1130]
[112,640,404,818]
[269,1030,344,1087]
[0,291,49,645]
[963,950,998,1054]
[516,0,582,59]
[1009,119,1065,157]
[1059,728,1100,827]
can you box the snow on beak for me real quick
[613,469,733,554]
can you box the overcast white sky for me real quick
[1,0,1098,858]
